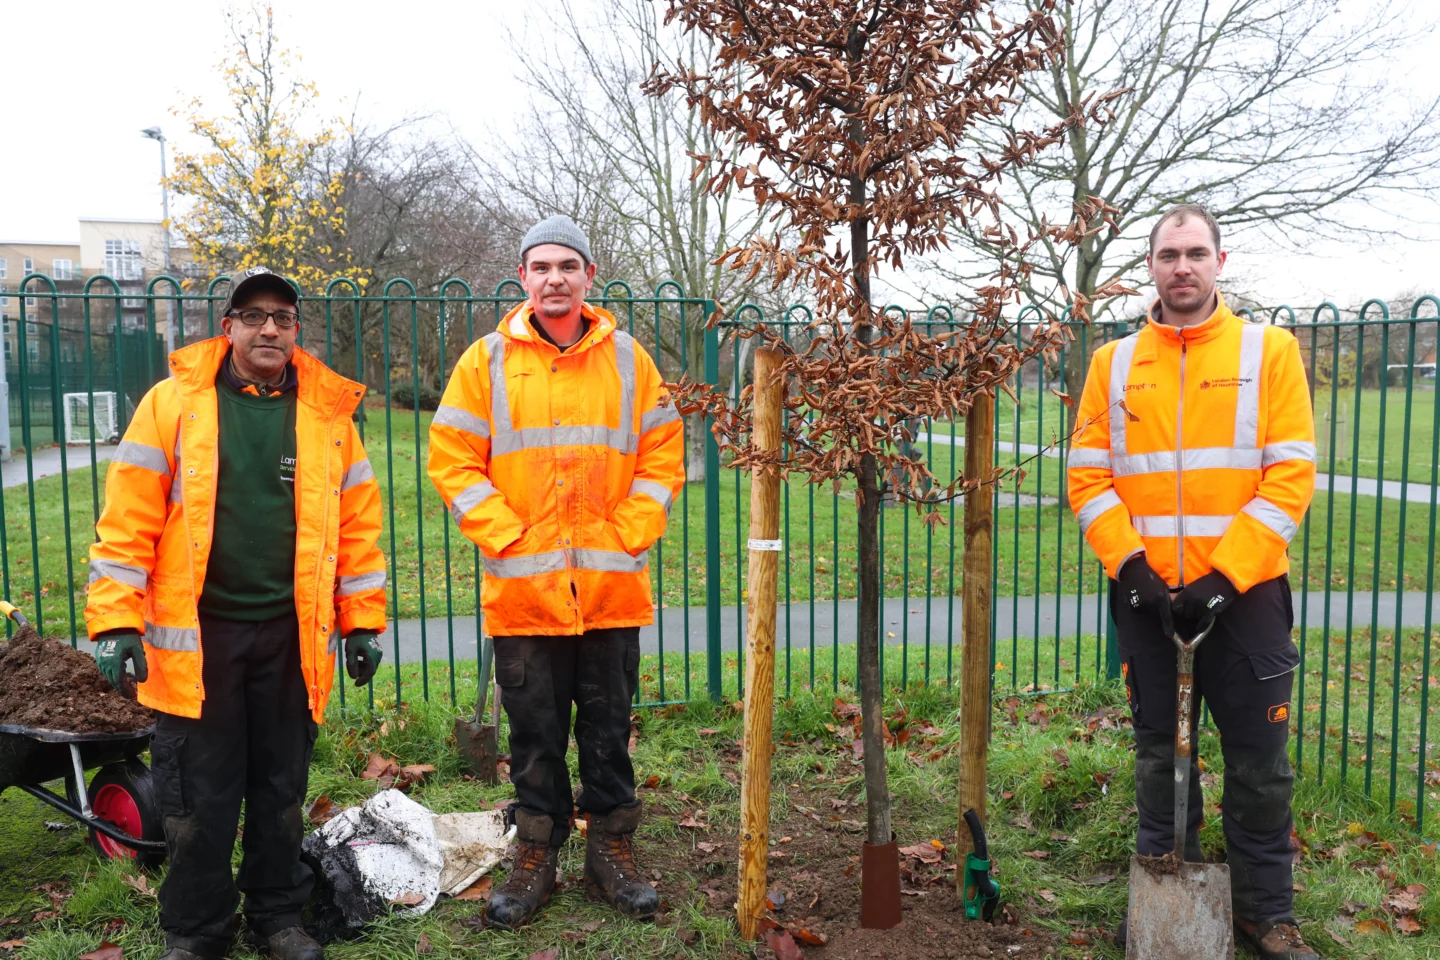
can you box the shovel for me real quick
[455,636,500,784]
[1125,619,1234,959]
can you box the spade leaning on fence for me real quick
[85,266,388,960]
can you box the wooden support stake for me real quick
[736,346,784,940]
[957,392,995,875]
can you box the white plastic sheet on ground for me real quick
[303,788,514,932]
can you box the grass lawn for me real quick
[4,392,1437,643]
[1,645,1436,959]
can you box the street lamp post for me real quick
[141,126,175,351]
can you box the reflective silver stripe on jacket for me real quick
[1241,497,1298,543]
[144,621,199,652]
[1132,515,1234,538]
[341,458,375,492]
[1066,447,1112,471]
[1077,489,1123,535]
[114,440,171,475]
[433,404,490,441]
[337,569,387,596]
[1233,323,1266,449]
[328,630,341,656]
[1262,441,1316,467]
[639,403,681,434]
[482,547,647,579]
[629,479,673,513]
[486,327,640,458]
[450,480,498,524]
[88,558,147,590]
[1111,447,1264,477]
[169,475,183,503]
[1107,334,1141,458]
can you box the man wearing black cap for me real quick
[86,267,389,960]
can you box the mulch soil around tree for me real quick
[0,627,154,734]
[646,783,1057,959]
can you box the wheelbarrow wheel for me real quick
[86,759,166,869]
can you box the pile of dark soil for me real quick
[0,627,155,734]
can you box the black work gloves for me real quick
[345,631,384,686]
[1118,554,1175,638]
[1172,570,1239,631]
[95,629,148,692]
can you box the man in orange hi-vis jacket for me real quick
[86,268,387,960]
[429,216,684,930]
[1068,206,1317,960]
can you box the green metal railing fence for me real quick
[5,274,1438,830]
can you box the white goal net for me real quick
[63,392,120,445]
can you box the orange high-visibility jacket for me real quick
[1068,293,1316,592]
[427,302,685,636]
[84,337,388,722]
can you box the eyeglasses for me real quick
[229,308,300,328]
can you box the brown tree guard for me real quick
[957,393,996,883]
[736,347,784,940]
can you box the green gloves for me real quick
[96,629,148,692]
[345,631,384,686]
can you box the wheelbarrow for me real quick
[0,603,167,867]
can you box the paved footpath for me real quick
[77,590,1419,666]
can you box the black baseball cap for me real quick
[222,267,300,316]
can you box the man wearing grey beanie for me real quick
[429,214,685,929]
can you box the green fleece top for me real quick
[197,355,299,621]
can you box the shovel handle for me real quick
[1169,619,1213,861]
[476,636,494,723]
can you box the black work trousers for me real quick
[150,614,317,955]
[1114,574,1300,924]
[494,627,640,846]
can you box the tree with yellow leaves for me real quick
[166,5,363,294]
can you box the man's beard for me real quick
[538,299,575,318]
[1159,283,1213,317]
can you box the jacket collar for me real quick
[499,301,617,356]
[1136,290,1239,360]
[167,336,365,418]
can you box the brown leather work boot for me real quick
[485,810,560,929]
[584,804,658,920]
[1236,918,1318,959]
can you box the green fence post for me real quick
[703,307,722,702]
[1104,598,1120,681]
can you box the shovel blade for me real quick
[454,717,500,784]
[1126,856,1234,959]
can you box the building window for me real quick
[0,259,7,279]
[53,259,73,281]
[23,258,34,276]
[104,241,144,281]
[0,283,6,307]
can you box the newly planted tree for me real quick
[647,0,1125,926]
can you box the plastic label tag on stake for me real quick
[747,538,783,552]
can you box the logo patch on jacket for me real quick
[281,455,297,483]
[1200,377,1254,390]
[1267,702,1290,723]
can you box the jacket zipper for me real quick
[1176,338,1187,586]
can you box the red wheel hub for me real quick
[91,783,143,860]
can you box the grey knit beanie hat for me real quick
[520,215,592,265]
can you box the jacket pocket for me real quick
[148,729,188,816]
[1249,642,1300,681]
[495,654,525,689]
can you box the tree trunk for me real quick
[855,452,891,846]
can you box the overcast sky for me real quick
[5,0,1440,311]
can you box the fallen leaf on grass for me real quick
[1036,889,1057,903]
[697,728,720,737]
[307,795,337,825]
[1020,851,1050,860]
[398,764,436,788]
[763,929,804,960]
[32,911,58,922]
[677,815,708,830]
[697,841,719,854]
[1395,915,1423,935]
[643,775,661,788]
[1355,918,1392,935]
[526,950,560,960]
[78,944,124,960]
[416,933,434,955]
[390,893,426,908]
[120,873,154,897]
[0,943,23,952]
[362,753,399,780]
[452,876,492,902]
